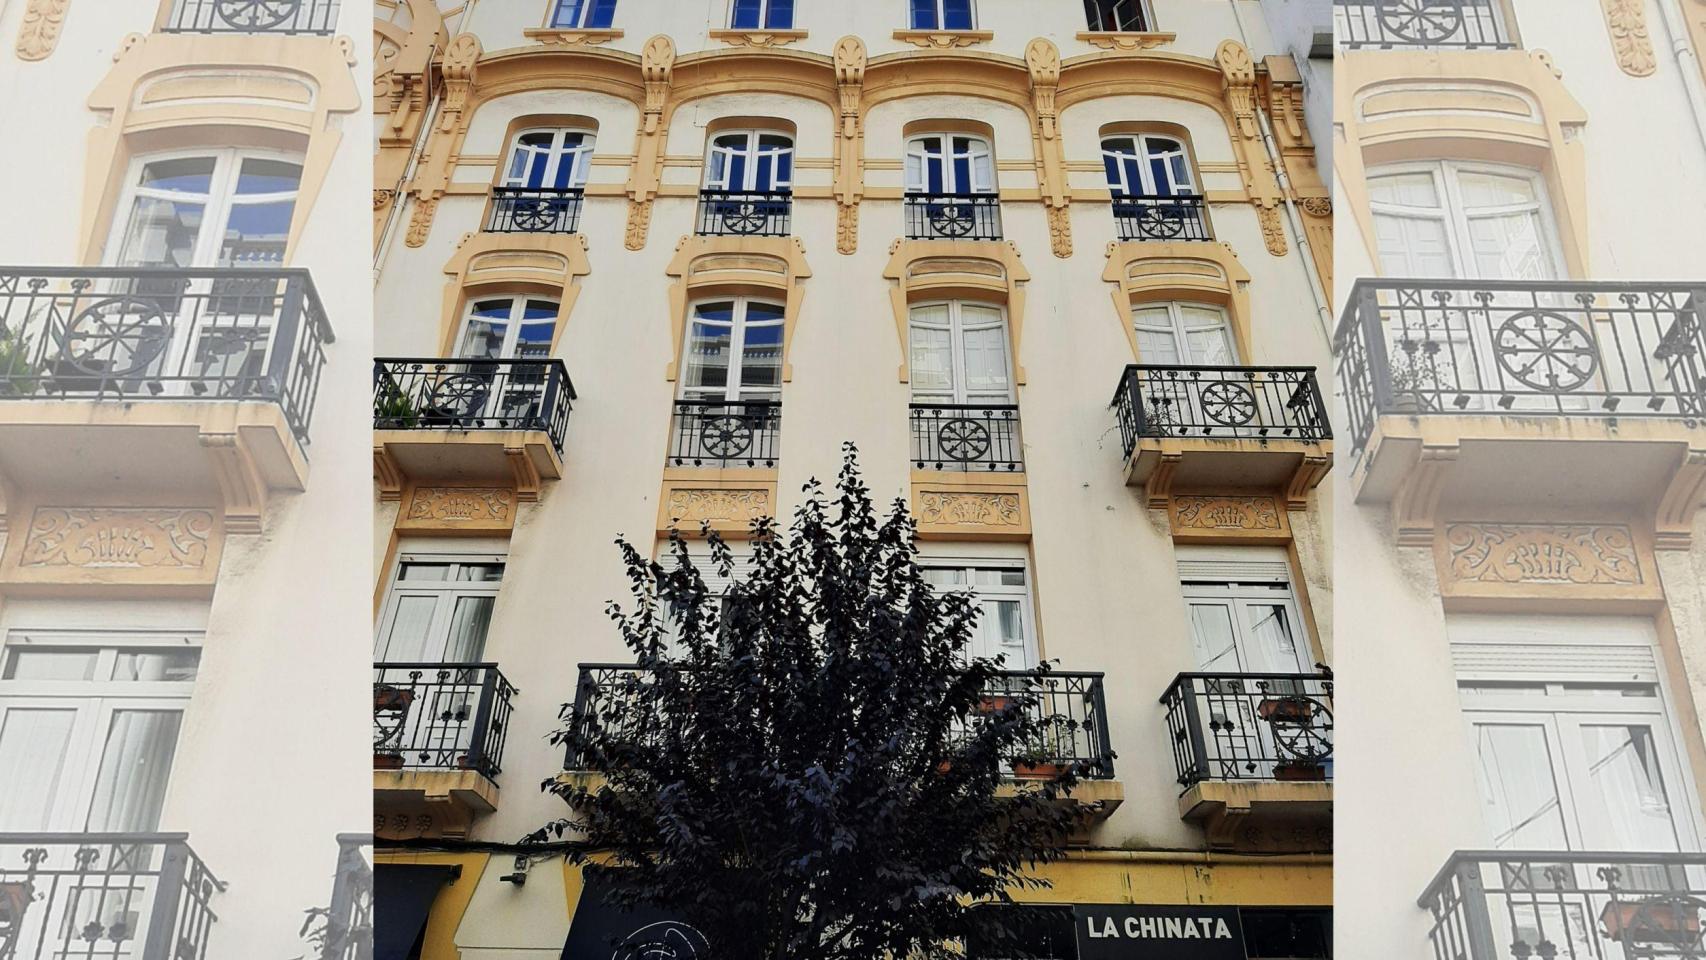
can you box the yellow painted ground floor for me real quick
[375,847,1332,959]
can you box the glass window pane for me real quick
[1135,327,1182,365]
[377,595,439,661]
[454,562,505,582]
[551,0,586,27]
[1473,724,1569,851]
[991,600,1025,649]
[739,322,783,390]
[443,597,495,662]
[220,199,295,268]
[922,567,967,587]
[115,196,204,269]
[765,0,793,28]
[1186,326,1235,366]
[515,321,555,359]
[909,324,954,396]
[0,709,76,830]
[1579,725,1680,853]
[2,649,98,681]
[1467,210,1553,281]
[685,321,734,395]
[731,0,761,27]
[1458,171,1536,208]
[944,0,974,29]
[85,710,181,833]
[398,562,451,581]
[458,317,507,359]
[112,650,200,682]
[1188,603,1241,671]
[960,325,1010,396]
[234,158,301,195]
[911,0,936,29]
[138,157,216,194]
[1242,603,1302,673]
[586,0,617,28]
[1374,213,1455,279]
[1368,172,1441,208]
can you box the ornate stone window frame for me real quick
[882,240,1029,385]
[1100,242,1253,366]
[438,231,591,358]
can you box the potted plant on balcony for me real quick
[374,684,415,713]
[1600,895,1706,946]
[1011,723,1070,780]
[0,333,40,396]
[0,879,33,935]
[374,383,419,428]
[1257,695,1315,724]
[1272,759,1328,782]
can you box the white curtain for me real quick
[0,708,76,830]
[85,711,181,833]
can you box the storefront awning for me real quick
[375,863,462,960]
[562,880,711,960]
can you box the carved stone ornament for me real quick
[1173,496,1281,531]
[20,508,215,569]
[711,29,804,47]
[833,35,867,254]
[524,27,623,46]
[894,30,990,48]
[1080,31,1173,51]
[1602,0,1657,76]
[667,489,772,525]
[1444,523,1642,585]
[1216,40,1259,141]
[1299,197,1332,218]
[406,487,514,523]
[917,492,1022,527]
[1258,204,1288,256]
[14,0,70,61]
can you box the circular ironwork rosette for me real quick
[1137,204,1186,239]
[62,298,172,377]
[1375,0,1465,44]
[1493,309,1599,392]
[1267,698,1334,762]
[719,203,768,235]
[928,204,976,238]
[937,417,992,462]
[1200,381,1258,427]
[215,0,301,29]
[509,198,558,231]
[427,375,489,419]
[614,922,710,960]
[700,414,755,459]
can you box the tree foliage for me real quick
[535,446,1094,960]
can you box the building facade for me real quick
[1334,0,1706,955]
[371,1,1335,957]
[0,0,373,955]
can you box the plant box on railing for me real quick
[1600,898,1705,946]
[1012,761,1069,780]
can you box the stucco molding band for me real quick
[1102,241,1253,365]
[1434,520,1666,606]
[709,28,807,48]
[664,235,811,382]
[885,239,1029,384]
[398,485,518,532]
[82,31,360,265]
[911,471,1031,541]
[1600,0,1658,76]
[1076,31,1176,51]
[14,0,70,61]
[1336,49,1590,277]
[440,231,592,356]
[1169,495,1289,541]
[2,505,224,592]
[892,30,993,49]
[657,468,780,538]
[522,27,624,46]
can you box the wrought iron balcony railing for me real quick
[1111,365,1331,456]
[0,267,331,444]
[1421,851,1706,960]
[163,0,340,34]
[565,664,1115,779]
[1334,0,1515,49]
[373,663,517,781]
[372,357,576,454]
[1112,195,1211,242]
[485,187,584,234]
[0,833,222,960]
[904,193,1004,241]
[1160,672,1334,788]
[911,403,1023,472]
[696,191,792,237]
[315,835,372,960]
[669,399,780,469]
[1335,279,1706,456]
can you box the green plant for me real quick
[373,384,418,427]
[0,332,40,395]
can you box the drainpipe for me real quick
[1227,0,1336,353]
[1655,0,1706,160]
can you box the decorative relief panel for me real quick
[1443,523,1642,585]
[1601,0,1657,76]
[19,508,215,570]
[667,489,772,526]
[918,492,1022,528]
[404,487,515,525]
[1172,496,1282,532]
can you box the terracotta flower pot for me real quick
[1257,697,1313,723]
[1012,761,1066,780]
[0,880,32,924]
[1273,761,1326,782]
[373,752,405,771]
[374,685,416,713]
[975,695,1014,714]
[1600,898,1704,945]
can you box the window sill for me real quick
[522,27,624,46]
[892,29,994,49]
[709,28,807,47]
[1076,31,1176,50]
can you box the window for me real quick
[1084,0,1149,32]
[455,297,558,361]
[909,301,1013,404]
[906,134,994,196]
[549,0,616,28]
[910,0,974,30]
[730,0,793,29]
[502,129,595,190]
[705,131,794,194]
[1131,302,1236,366]
[111,149,301,271]
[680,299,784,403]
[374,554,505,664]
[921,560,1036,666]
[1178,548,1311,676]
[0,635,198,832]
[1368,161,1559,282]
[1101,136,1194,199]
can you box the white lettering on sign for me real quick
[1085,915,1234,940]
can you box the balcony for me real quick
[316,835,372,960]
[911,404,1024,472]
[372,358,574,495]
[1337,279,1706,516]
[1112,195,1212,242]
[564,664,1123,812]
[668,400,780,469]
[1111,365,1331,508]
[162,0,340,34]
[485,187,584,234]
[904,194,1003,242]
[1421,851,1706,959]
[373,663,516,830]
[0,266,331,508]
[1160,672,1334,848]
[696,191,792,238]
[1334,0,1515,49]
[0,833,222,960]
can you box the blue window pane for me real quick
[1102,155,1123,194]
[1148,156,1172,194]
[952,156,972,195]
[773,151,792,187]
[911,0,937,29]
[944,0,973,29]
[927,157,945,194]
[743,323,784,348]
[586,0,617,28]
[235,159,301,195]
[522,300,558,320]
[1122,157,1142,195]
[726,152,748,191]
[697,302,737,323]
[731,0,761,28]
[766,0,793,28]
[551,0,584,28]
